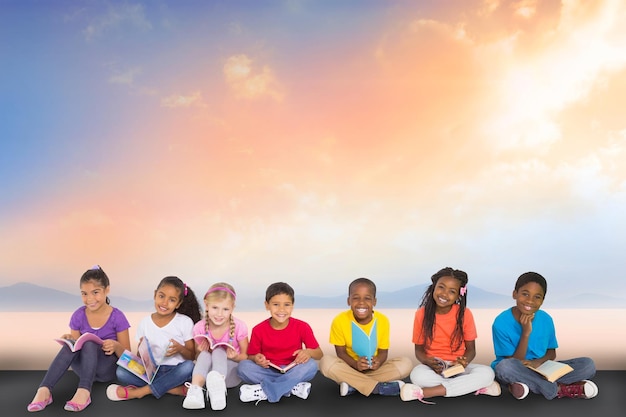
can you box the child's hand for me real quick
[455,356,468,367]
[519,313,534,336]
[253,353,269,367]
[101,339,117,356]
[60,334,73,340]
[425,357,444,374]
[523,359,542,368]
[369,356,382,371]
[292,349,311,364]
[198,339,210,351]
[225,347,237,359]
[166,339,181,356]
[356,356,372,371]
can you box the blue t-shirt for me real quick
[491,308,558,369]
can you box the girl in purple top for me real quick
[27,265,131,413]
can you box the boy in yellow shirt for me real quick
[319,278,412,396]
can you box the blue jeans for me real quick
[494,357,596,399]
[237,359,318,403]
[116,360,194,399]
[40,341,117,392]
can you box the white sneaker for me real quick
[582,380,599,399]
[339,382,355,397]
[182,383,205,409]
[474,381,501,396]
[291,382,311,399]
[400,383,435,404]
[239,384,267,403]
[206,371,227,410]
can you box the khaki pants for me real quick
[319,355,413,396]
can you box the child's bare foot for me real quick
[106,384,149,400]
[27,386,53,411]
[167,385,187,396]
[30,387,51,404]
[67,388,91,407]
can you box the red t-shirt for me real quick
[247,317,320,365]
[412,304,477,361]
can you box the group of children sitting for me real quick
[26,265,598,412]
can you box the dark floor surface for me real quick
[3,370,624,417]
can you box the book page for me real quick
[527,360,573,382]
[137,337,160,383]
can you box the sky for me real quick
[1,0,625,302]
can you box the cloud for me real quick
[160,91,207,108]
[108,67,142,85]
[83,3,152,41]
[223,54,283,101]
[479,0,626,152]
[512,0,538,19]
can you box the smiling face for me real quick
[206,298,234,328]
[80,280,109,312]
[265,293,293,329]
[432,275,461,314]
[348,282,376,325]
[512,281,545,316]
[154,283,182,317]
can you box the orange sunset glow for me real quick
[1,0,625,304]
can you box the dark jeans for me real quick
[40,341,117,393]
[495,357,596,399]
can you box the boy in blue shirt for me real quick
[491,272,598,400]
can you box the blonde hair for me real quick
[204,282,237,340]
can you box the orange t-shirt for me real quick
[411,304,477,361]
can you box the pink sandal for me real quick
[63,397,91,412]
[27,395,53,412]
[106,384,137,401]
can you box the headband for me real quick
[205,286,236,299]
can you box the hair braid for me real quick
[229,315,235,341]
[205,308,211,335]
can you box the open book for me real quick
[54,333,104,352]
[526,360,573,383]
[193,334,236,351]
[351,319,377,366]
[433,357,465,378]
[268,361,297,373]
[116,337,162,384]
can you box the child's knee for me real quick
[494,358,521,380]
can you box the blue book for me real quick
[351,319,377,365]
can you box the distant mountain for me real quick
[0,283,80,311]
[0,282,624,312]
[545,293,626,309]
[0,283,153,312]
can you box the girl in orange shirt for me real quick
[400,267,499,403]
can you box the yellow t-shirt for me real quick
[329,310,391,361]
